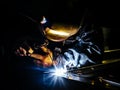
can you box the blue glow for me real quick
[43,73,66,87]
[29,66,67,88]
[42,68,67,87]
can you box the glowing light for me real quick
[31,67,67,87]
[47,29,70,36]
[40,16,47,24]
[53,68,67,76]
[41,68,67,87]
[28,47,34,54]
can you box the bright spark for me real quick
[52,68,67,76]
[40,16,47,24]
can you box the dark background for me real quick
[7,0,120,26]
[6,0,120,50]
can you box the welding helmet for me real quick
[40,16,80,42]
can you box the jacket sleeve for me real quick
[54,24,104,70]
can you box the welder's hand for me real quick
[15,46,34,56]
[29,46,53,67]
[15,46,53,67]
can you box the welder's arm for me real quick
[15,46,54,67]
[30,46,54,67]
[54,25,103,70]
[54,49,95,70]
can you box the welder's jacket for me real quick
[54,24,104,70]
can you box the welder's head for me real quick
[39,7,95,42]
[40,16,80,42]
